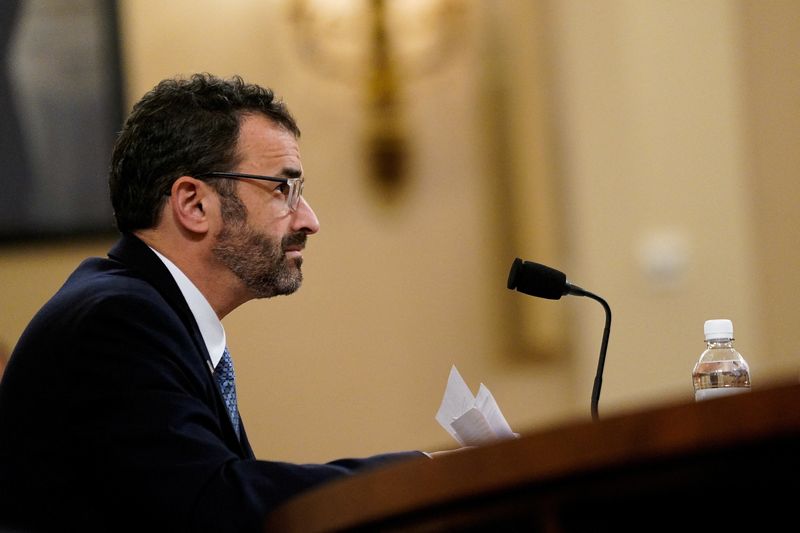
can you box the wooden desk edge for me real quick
[265,381,800,532]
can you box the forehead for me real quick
[235,113,301,173]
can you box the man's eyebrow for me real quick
[281,168,302,180]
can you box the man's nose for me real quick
[292,196,320,235]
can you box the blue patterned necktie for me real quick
[214,347,241,440]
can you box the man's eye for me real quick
[275,183,290,196]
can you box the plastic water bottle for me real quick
[692,319,751,401]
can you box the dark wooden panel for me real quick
[265,381,800,532]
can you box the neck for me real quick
[134,228,250,319]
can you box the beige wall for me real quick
[1,0,798,463]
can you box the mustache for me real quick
[281,232,307,250]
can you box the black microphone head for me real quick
[507,258,568,300]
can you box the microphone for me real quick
[507,258,611,422]
[506,257,590,299]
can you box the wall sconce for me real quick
[289,0,466,204]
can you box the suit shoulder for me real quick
[36,256,177,330]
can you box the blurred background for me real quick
[1,0,798,462]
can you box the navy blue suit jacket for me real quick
[0,233,422,532]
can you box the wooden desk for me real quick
[265,382,800,532]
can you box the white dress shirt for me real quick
[149,247,226,369]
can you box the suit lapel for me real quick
[108,234,201,343]
[107,233,252,456]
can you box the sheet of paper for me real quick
[450,407,494,446]
[434,365,476,443]
[474,383,516,440]
[435,365,516,446]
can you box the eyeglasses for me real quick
[196,171,304,212]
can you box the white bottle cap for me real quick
[704,319,734,341]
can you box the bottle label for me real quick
[695,387,750,402]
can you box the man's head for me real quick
[110,73,300,233]
[112,74,319,308]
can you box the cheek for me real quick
[242,196,288,228]
[252,211,292,243]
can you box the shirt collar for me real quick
[149,247,226,368]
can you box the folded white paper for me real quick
[435,365,516,446]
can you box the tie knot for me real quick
[216,348,235,382]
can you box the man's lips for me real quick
[283,233,307,258]
[284,246,304,259]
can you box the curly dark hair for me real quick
[109,73,300,232]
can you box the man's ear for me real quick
[168,176,214,234]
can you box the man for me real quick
[0,73,426,532]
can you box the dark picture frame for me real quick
[0,0,123,243]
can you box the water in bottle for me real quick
[692,319,751,401]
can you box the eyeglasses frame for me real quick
[195,171,304,212]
